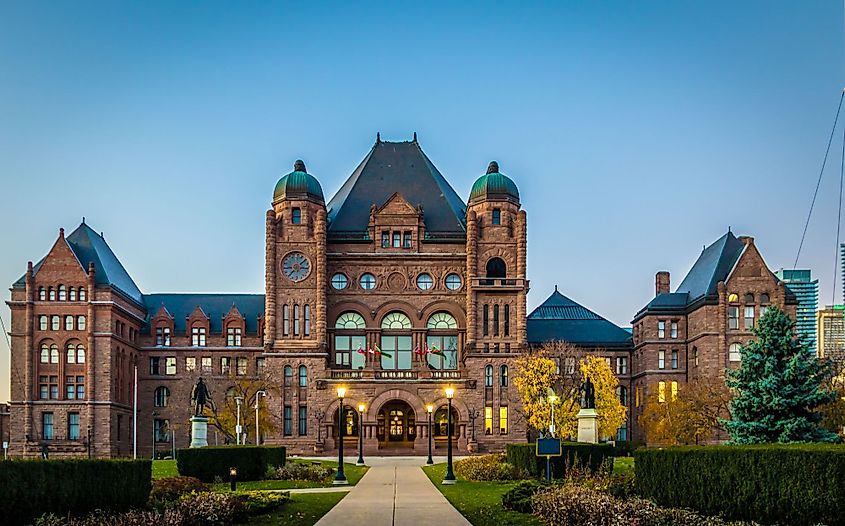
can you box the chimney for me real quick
[655,271,670,296]
[738,235,754,246]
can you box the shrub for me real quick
[501,479,551,513]
[177,491,246,526]
[506,442,612,479]
[0,459,151,526]
[454,454,525,481]
[635,444,845,526]
[149,476,208,507]
[267,462,334,481]
[176,446,286,482]
[233,490,290,515]
[610,440,645,457]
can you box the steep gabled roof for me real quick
[527,289,632,347]
[675,231,745,302]
[142,294,264,335]
[15,222,144,304]
[325,139,467,235]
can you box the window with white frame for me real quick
[658,320,665,338]
[729,343,742,362]
[658,350,665,369]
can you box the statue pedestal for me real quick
[576,408,599,444]
[190,416,209,448]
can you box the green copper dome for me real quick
[273,160,325,203]
[469,161,520,204]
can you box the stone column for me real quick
[264,210,277,345]
[465,211,478,347]
[516,210,528,349]
[315,208,327,351]
[23,262,33,442]
[86,262,96,451]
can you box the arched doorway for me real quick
[377,400,416,448]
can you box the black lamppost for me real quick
[356,403,366,466]
[333,387,348,485]
[425,404,434,465]
[442,387,456,484]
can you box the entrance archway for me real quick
[377,400,416,448]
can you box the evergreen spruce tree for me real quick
[724,305,839,443]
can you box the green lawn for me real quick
[422,463,543,526]
[613,456,634,475]
[247,492,347,526]
[211,460,368,491]
[152,459,178,479]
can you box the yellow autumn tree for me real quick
[206,373,279,444]
[638,376,731,445]
[513,341,626,440]
[580,355,627,438]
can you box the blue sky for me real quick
[1,1,844,400]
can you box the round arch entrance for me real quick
[377,400,416,448]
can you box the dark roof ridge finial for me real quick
[413,131,417,143]
[82,217,85,225]
[59,228,65,238]
[728,225,731,233]
[376,132,381,144]
[487,161,499,174]
[294,159,306,173]
[554,284,558,292]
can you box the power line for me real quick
[835,125,845,305]
[794,90,845,270]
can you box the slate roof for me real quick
[142,294,265,335]
[527,289,632,347]
[14,222,144,305]
[325,139,467,235]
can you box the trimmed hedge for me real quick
[176,445,286,482]
[635,444,845,526]
[0,458,151,525]
[506,442,612,479]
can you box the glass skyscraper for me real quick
[776,269,819,355]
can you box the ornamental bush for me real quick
[0,458,151,526]
[501,479,551,513]
[635,444,845,526]
[267,462,334,481]
[149,476,208,507]
[233,490,290,515]
[454,453,526,481]
[505,442,612,479]
[176,445,286,482]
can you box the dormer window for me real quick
[156,327,171,346]
[227,327,242,346]
[492,208,501,225]
[192,327,207,347]
[292,207,301,224]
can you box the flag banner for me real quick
[356,347,367,355]
[375,343,392,359]
[429,345,442,355]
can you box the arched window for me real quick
[485,258,507,278]
[48,287,55,301]
[298,365,307,387]
[39,287,46,301]
[77,344,85,363]
[729,343,742,362]
[381,312,411,329]
[282,305,290,336]
[40,343,49,363]
[78,287,86,301]
[693,347,699,367]
[50,344,59,364]
[58,285,66,301]
[304,305,311,336]
[744,293,754,303]
[334,405,359,437]
[294,304,301,336]
[284,365,293,387]
[433,406,459,437]
[66,344,76,364]
[728,293,739,303]
[504,304,510,336]
[485,365,493,387]
[69,287,76,301]
[65,316,74,331]
[617,385,627,405]
[154,386,170,407]
[760,293,770,305]
[500,365,508,387]
[427,312,457,329]
[336,312,366,329]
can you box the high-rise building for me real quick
[817,305,845,374]
[775,269,819,354]
[841,243,845,304]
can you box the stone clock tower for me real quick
[265,160,328,352]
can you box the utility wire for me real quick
[834,125,845,305]
[794,90,845,270]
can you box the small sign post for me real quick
[2,441,8,460]
[536,437,562,481]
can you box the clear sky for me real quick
[1,1,844,401]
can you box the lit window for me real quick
[39,316,47,331]
[154,386,170,407]
[671,381,678,401]
[77,345,85,363]
[484,406,493,434]
[658,381,666,403]
[671,350,678,369]
[564,356,576,375]
[360,273,376,290]
[331,273,348,290]
[670,322,678,338]
[50,344,58,363]
[201,357,212,373]
[492,208,501,225]
[416,273,433,290]
[40,344,49,363]
[227,327,242,346]
[221,357,231,375]
[165,357,176,375]
[728,293,739,303]
[744,306,755,329]
[658,321,665,338]
[658,350,665,369]
[65,316,73,331]
[728,307,739,330]
[403,231,412,248]
[729,343,742,362]
[499,406,508,434]
[291,207,301,224]
[77,316,86,331]
[51,316,60,331]
[237,357,247,376]
[616,356,627,375]
[186,357,196,371]
[445,273,462,290]
[66,344,76,364]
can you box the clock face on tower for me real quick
[282,252,311,282]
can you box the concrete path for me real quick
[314,457,471,526]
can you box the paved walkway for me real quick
[314,457,471,526]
